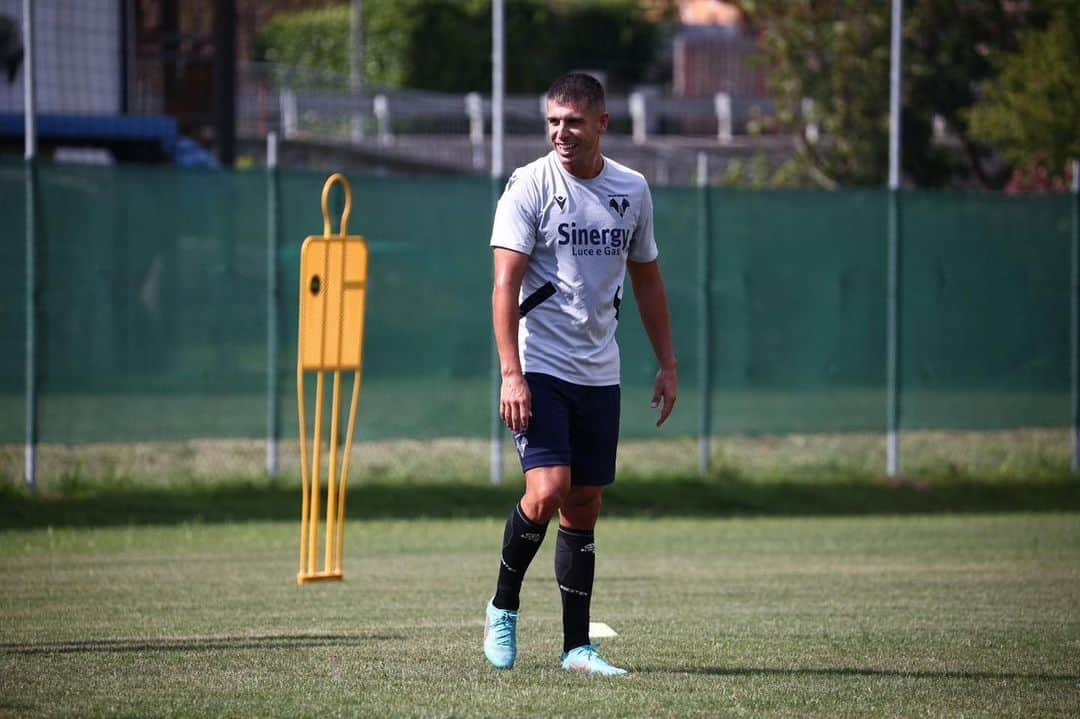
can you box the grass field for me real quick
[2,511,1079,717]
[2,431,1079,716]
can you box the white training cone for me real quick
[588,622,618,640]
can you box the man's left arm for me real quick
[627,259,677,427]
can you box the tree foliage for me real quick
[741,0,1045,188]
[257,0,661,93]
[967,2,1080,187]
[257,3,417,88]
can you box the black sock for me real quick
[492,503,549,611]
[555,525,595,653]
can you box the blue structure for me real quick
[0,113,219,167]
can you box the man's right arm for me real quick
[492,247,531,433]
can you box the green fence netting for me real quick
[706,189,888,434]
[901,191,1071,430]
[0,164,26,442]
[0,161,1073,445]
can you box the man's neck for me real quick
[561,152,604,180]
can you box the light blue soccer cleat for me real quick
[483,599,518,669]
[560,644,628,676]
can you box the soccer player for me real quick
[484,72,677,676]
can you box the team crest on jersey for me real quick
[608,195,630,217]
[554,195,566,210]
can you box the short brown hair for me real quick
[546,72,605,111]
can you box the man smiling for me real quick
[484,72,678,676]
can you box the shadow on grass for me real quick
[637,665,1079,683]
[2,466,1078,529]
[0,632,402,655]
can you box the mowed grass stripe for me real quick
[1,514,1078,718]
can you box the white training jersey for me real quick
[490,151,658,386]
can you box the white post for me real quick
[267,130,278,167]
[22,0,33,159]
[715,93,732,144]
[279,89,297,139]
[466,92,485,172]
[266,131,279,477]
[886,0,903,478]
[888,3,903,192]
[629,91,647,145]
[23,0,37,494]
[490,0,505,486]
[801,97,819,145]
[491,3,504,180]
[932,114,946,144]
[373,93,391,145]
[697,152,710,476]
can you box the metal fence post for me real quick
[538,93,548,139]
[886,188,902,477]
[374,94,391,145]
[266,132,280,477]
[801,97,819,145]
[630,91,647,145]
[489,0,505,486]
[279,88,297,139]
[466,92,485,172]
[23,0,37,494]
[714,93,731,144]
[1071,159,1079,472]
[697,153,712,476]
[886,0,904,477]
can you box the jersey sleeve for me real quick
[628,182,659,263]
[490,171,538,255]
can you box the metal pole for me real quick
[888,0,902,191]
[266,132,280,476]
[886,0,903,477]
[214,0,236,166]
[629,91,646,145]
[491,0,504,181]
[23,0,37,494]
[466,92,485,171]
[489,0,505,485]
[1071,159,1079,472]
[349,0,364,142]
[696,153,711,476]
[886,186,902,477]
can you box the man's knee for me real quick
[559,487,603,530]
[521,467,571,522]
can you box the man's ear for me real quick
[598,112,610,134]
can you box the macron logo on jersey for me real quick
[556,222,631,257]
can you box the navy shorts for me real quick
[512,372,621,486]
